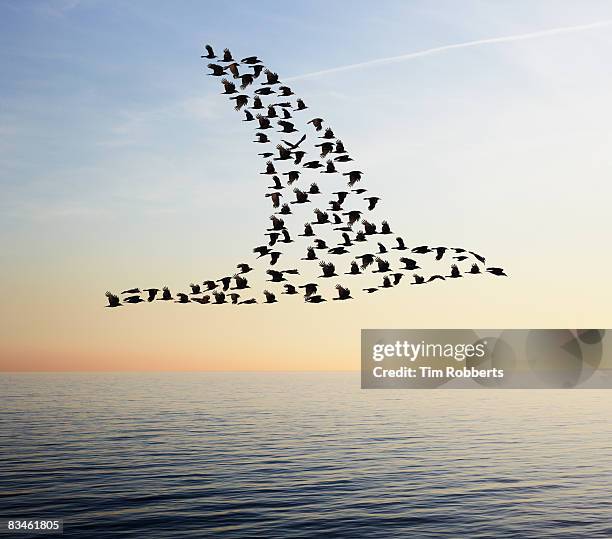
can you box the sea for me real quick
[1,372,611,538]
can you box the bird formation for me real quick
[105,45,506,308]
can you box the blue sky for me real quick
[2,1,612,369]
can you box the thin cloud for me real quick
[286,19,612,81]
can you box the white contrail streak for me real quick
[285,20,612,81]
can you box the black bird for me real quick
[105,292,121,307]
[256,114,272,129]
[308,118,324,131]
[203,280,218,291]
[207,63,224,76]
[435,247,447,260]
[278,120,298,133]
[213,291,226,304]
[229,293,240,305]
[334,154,353,162]
[189,283,201,295]
[428,275,445,282]
[254,133,269,143]
[269,252,281,265]
[312,209,329,225]
[319,261,337,277]
[470,251,487,265]
[263,69,279,85]
[230,94,248,110]
[343,210,362,226]
[278,86,294,96]
[240,298,257,304]
[237,263,253,274]
[314,239,328,249]
[143,288,160,302]
[268,216,285,231]
[283,284,299,295]
[295,98,307,110]
[487,267,507,276]
[274,144,292,161]
[243,110,254,122]
[225,62,240,78]
[334,285,352,300]
[315,141,333,157]
[319,127,335,139]
[251,64,265,78]
[343,170,363,186]
[329,200,343,212]
[292,188,310,204]
[300,223,315,237]
[393,237,407,250]
[233,275,250,289]
[333,191,349,204]
[448,265,462,278]
[334,140,346,153]
[221,48,234,62]
[340,232,353,247]
[202,44,216,59]
[251,95,264,109]
[265,191,282,208]
[122,287,140,294]
[356,253,375,269]
[362,220,377,235]
[267,105,277,118]
[267,270,286,282]
[412,245,431,254]
[264,290,278,303]
[377,242,387,254]
[320,159,337,174]
[255,87,275,95]
[221,78,237,94]
[280,229,293,244]
[159,287,173,301]
[293,151,306,164]
[175,293,190,304]
[299,283,318,297]
[240,73,254,89]
[193,295,211,304]
[412,275,425,285]
[309,182,320,194]
[363,288,378,294]
[282,134,306,149]
[380,276,392,289]
[283,170,300,184]
[364,197,380,210]
[468,264,481,274]
[329,246,349,255]
[332,213,342,225]
[268,175,283,189]
[277,203,291,215]
[373,258,390,273]
[391,273,404,286]
[303,160,323,169]
[380,221,392,234]
[241,55,261,64]
[217,276,231,291]
[305,295,326,303]
[254,245,272,257]
[346,261,361,275]
[399,257,420,270]
[352,188,367,194]
[261,161,276,175]
[355,231,367,242]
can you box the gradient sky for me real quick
[2,0,612,371]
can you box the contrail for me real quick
[286,20,612,81]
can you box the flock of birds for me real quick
[105,45,506,308]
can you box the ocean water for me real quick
[1,373,611,538]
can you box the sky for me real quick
[2,0,612,371]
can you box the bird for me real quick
[207,63,224,76]
[345,261,361,275]
[468,264,481,274]
[189,283,201,295]
[487,267,507,276]
[229,293,240,304]
[295,98,307,110]
[380,276,392,289]
[237,263,253,274]
[269,252,281,265]
[240,298,257,304]
[299,223,315,237]
[159,287,173,301]
[303,160,323,169]
[334,285,352,300]
[343,170,363,186]
[143,288,160,302]
[391,273,404,285]
[263,290,278,303]
[217,276,231,291]
[380,221,392,234]
[266,191,282,208]
[278,120,298,133]
[393,237,408,250]
[448,265,462,278]
[283,170,300,184]
[221,48,234,62]
[213,291,226,304]
[230,94,248,110]
[241,55,261,64]
[105,292,122,307]
[373,258,390,273]
[399,258,420,270]
[309,182,320,194]
[364,197,380,210]
[343,210,362,226]
[233,275,250,289]
[193,295,211,305]
[254,133,269,143]
[319,261,337,277]
[319,127,335,139]
[274,144,292,161]
[203,280,217,291]
[202,44,216,59]
[308,118,324,131]
[320,160,337,174]
[363,288,378,294]
[221,78,237,94]
[268,175,283,190]
[377,242,387,254]
[312,209,329,225]
[175,293,190,304]
[299,283,318,297]
[121,288,140,294]
[282,134,307,149]
[292,188,310,204]
[356,253,375,269]
[283,284,299,295]
[267,270,285,282]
